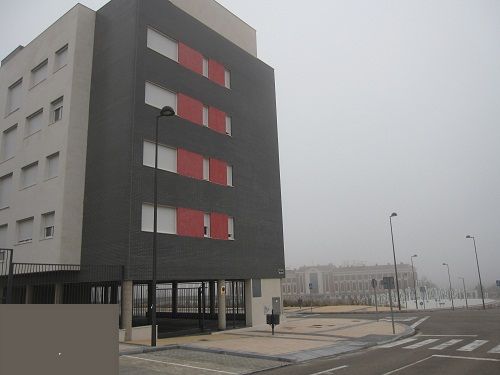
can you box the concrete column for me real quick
[218,280,226,330]
[172,281,178,316]
[122,280,133,341]
[54,283,64,304]
[244,279,253,326]
[0,284,4,304]
[209,281,216,317]
[25,285,33,304]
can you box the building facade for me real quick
[282,263,416,304]
[0,0,285,333]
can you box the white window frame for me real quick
[143,140,177,173]
[145,81,177,112]
[0,173,12,209]
[54,44,68,72]
[20,161,38,189]
[202,57,209,77]
[203,158,209,181]
[50,97,63,124]
[41,211,55,239]
[146,27,178,62]
[227,165,233,186]
[202,105,209,127]
[204,213,211,238]
[1,125,17,161]
[141,203,177,234]
[5,78,22,115]
[17,217,34,244]
[228,217,234,240]
[225,115,232,136]
[31,59,48,88]
[25,109,44,137]
[45,152,59,180]
[224,68,231,89]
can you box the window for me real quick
[202,106,209,126]
[141,203,176,234]
[5,79,22,115]
[147,27,178,61]
[1,125,17,160]
[31,59,48,87]
[143,141,177,172]
[20,162,38,189]
[227,165,233,186]
[203,158,209,180]
[204,213,210,238]
[17,217,34,244]
[202,57,208,77]
[26,109,44,137]
[0,224,7,253]
[224,69,231,89]
[0,174,12,209]
[228,217,234,240]
[225,115,232,136]
[145,82,177,111]
[41,211,55,239]
[50,97,63,123]
[54,44,68,71]
[45,152,59,179]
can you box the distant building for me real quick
[282,263,416,303]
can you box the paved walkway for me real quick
[120,315,411,363]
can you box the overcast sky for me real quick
[2,0,499,289]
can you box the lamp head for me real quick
[412,254,418,258]
[390,212,397,218]
[160,106,175,117]
[466,235,472,239]
[442,262,447,266]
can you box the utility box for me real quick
[272,297,281,315]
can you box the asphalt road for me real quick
[260,308,500,375]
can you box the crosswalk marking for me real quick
[403,339,439,349]
[487,344,500,354]
[430,339,463,350]
[457,340,488,352]
[379,338,417,348]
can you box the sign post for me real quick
[371,278,379,320]
[383,276,395,334]
[309,282,313,312]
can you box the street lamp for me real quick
[442,263,454,310]
[389,212,401,310]
[458,277,468,309]
[465,235,485,310]
[152,105,176,347]
[410,254,418,310]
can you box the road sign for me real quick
[382,276,395,290]
[371,278,377,288]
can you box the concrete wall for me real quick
[169,0,257,57]
[246,278,282,326]
[0,5,95,264]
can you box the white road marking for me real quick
[381,356,433,374]
[307,365,348,374]
[121,355,238,374]
[381,316,417,322]
[410,316,430,328]
[429,339,463,350]
[420,334,477,337]
[457,340,489,352]
[403,339,439,349]
[487,344,500,354]
[379,338,417,348]
[432,354,500,362]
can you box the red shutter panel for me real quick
[208,107,225,134]
[210,212,228,240]
[209,158,227,185]
[177,208,204,237]
[177,93,203,125]
[178,42,203,75]
[177,149,203,179]
[208,59,225,86]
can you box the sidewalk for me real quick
[120,314,413,363]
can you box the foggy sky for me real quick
[2,1,499,289]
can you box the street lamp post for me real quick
[389,212,401,310]
[458,277,468,309]
[411,254,418,310]
[442,263,454,310]
[152,106,176,347]
[465,235,485,310]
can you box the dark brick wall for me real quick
[82,0,284,281]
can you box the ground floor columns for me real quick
[122,280,133,341]
[54,283,63,304]
[209,281,216,318]
[218,280,226,330]
[25,285,33,304]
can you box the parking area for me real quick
[119,349,287,375]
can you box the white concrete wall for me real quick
[245,278,282,326]
[0,5,95,264]
[169,0,257,57]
